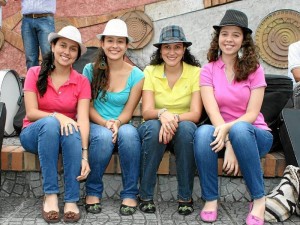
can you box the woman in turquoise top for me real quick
[82,19,144,216]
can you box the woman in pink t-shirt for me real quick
[194,10,273,225]
[19,26,91,223]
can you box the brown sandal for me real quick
[63,211,81,223]
[42,197,60,223]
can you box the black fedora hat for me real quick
[213,9,252,34]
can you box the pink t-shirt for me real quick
[200,58,270,130]
[23,66,91,128]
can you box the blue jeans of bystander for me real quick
[21,16,55,69]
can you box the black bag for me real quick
[13,77,25,135]
[279,108,300,166]
[0,102,7,181]
[261,74,293,152]
[73,46,98,74]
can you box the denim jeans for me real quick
[138,120,197,201]
[85,123,141,200]
[194,122,273,201]
[21,16,55,69]
[19,117,82,202]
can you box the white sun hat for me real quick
[48,25,87,56]
[96,19,134,42]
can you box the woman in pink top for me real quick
[20,26,91,223]
[194,9,273,225]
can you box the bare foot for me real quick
[43,194,59,212]
[122,198,137,207]
[64,202,79,214]
[202,200,218,211]
[85,196,100,205]
[250,197,265,220]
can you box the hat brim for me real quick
[48,33,87,56]
[96,34,134,43]
[213,25,252,34]
[153,41,192,48]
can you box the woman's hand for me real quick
[104,119,120,144]
[210,123,230,152]
[159,126,173,144]
[76,159,90,181]
[159,111,178,135]
[223,143,239,176]
[105,119,115,130]
[110,121,119,144]
[55,113,79,136]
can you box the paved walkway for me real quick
[0,197,299,224]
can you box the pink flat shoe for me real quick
[200,210,218,222]
[246,202,264,225]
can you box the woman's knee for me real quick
[138,120,161,139]
[193,125,214,153]
[89,123,112,143]
[194,125,214,140]
[39,117,60,135]
[177,121,197,135]
[119,124,139,139]
[229,121,252,137]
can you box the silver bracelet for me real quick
[158,108,167,119]
[49,112,57,117]
[82,157,88,162]
[116,118,122,125]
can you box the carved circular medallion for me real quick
[255,9,300,68]
[119,10,154,49]
[0,30,4,50]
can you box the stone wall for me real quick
[131,0,300,75]
[0,0,161,76]
[1,0,299,77]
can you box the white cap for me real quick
[48,25,87,56]
[96,19,133,42]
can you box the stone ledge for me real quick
[1,145,286,177]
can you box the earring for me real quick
[218,49,222,57]
[50,52,55,70]
[238,48,244,60]
[99,56,107,70]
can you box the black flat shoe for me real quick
[178,199,194,215]
[119,204,137,216]
[85,203,102,214]
[138,197,156,213]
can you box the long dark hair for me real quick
[207,28,259,81]
[149,44,201,67]
[36,38,81,97]
[91,36,129,101]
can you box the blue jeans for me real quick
[138,120,197,201]
[194,122,273,201]
[21,16,55,69]
[85,123,141,200]
[19,117,82,202]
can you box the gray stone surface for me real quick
[0,197,299,225]
[0,171,285,204]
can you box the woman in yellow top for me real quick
[138,25,202,215]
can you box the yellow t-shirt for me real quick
[143,62,200,114]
